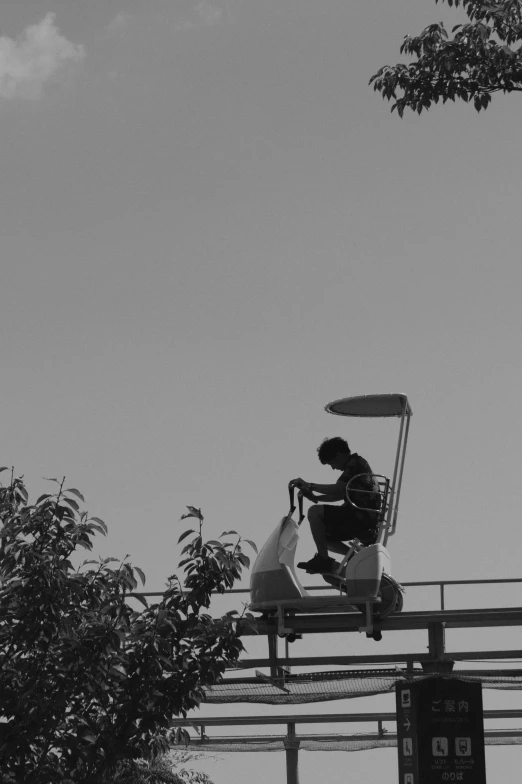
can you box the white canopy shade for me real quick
[325,393,412,418]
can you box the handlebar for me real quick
[288,482,297,516]
[299,487,317,503]
[288,482,314,526]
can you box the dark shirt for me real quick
[337,453,380,512]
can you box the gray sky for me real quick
[1,1,521,781]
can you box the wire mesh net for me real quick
[188,732,522,753]
[203,669,522,705]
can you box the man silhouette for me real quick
[291,436,380,574]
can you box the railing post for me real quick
[422,622,454,673]
[268,633,278,679]
[285,722,300,784]
[429,621,445,657]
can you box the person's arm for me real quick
[305,482,346,504]
[290,478,346,503]
[311,492,343,503]
[308,482,345,497]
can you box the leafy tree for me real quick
[107,755,186,784]
[0,470,256,784]
[109,750,215,784]
[370,0,522,116]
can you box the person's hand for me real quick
[290,477,307,489]
[300,486,317,503]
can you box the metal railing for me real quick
[130,577,522,612]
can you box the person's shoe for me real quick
[297,553,337,574]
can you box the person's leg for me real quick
[296,505,338,572]
[307,504,329,558]
[326,505,379,547]
[325,539,350,556]
[307,506,351,557]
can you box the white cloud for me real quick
[0,13,85,100]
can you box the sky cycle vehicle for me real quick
[249,393,412,641]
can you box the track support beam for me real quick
[285,722,299,784]
[422,622,454,673]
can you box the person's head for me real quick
[317,437,351,469]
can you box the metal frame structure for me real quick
[171,708,522,743]
[125,393,522,781]
[170,711,522,784]
[133,578,522,783]
[134,577,522,674]
[237,577,522,677]
[131,393,522,781]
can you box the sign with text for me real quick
[396,678,486,783]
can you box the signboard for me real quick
[396,677,486,783]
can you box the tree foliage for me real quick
[0,471,255,783]
[370,0,522,116]
[109,750,215,784]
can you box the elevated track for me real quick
[132,578,522,675]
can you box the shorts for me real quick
[323,504,378,545]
